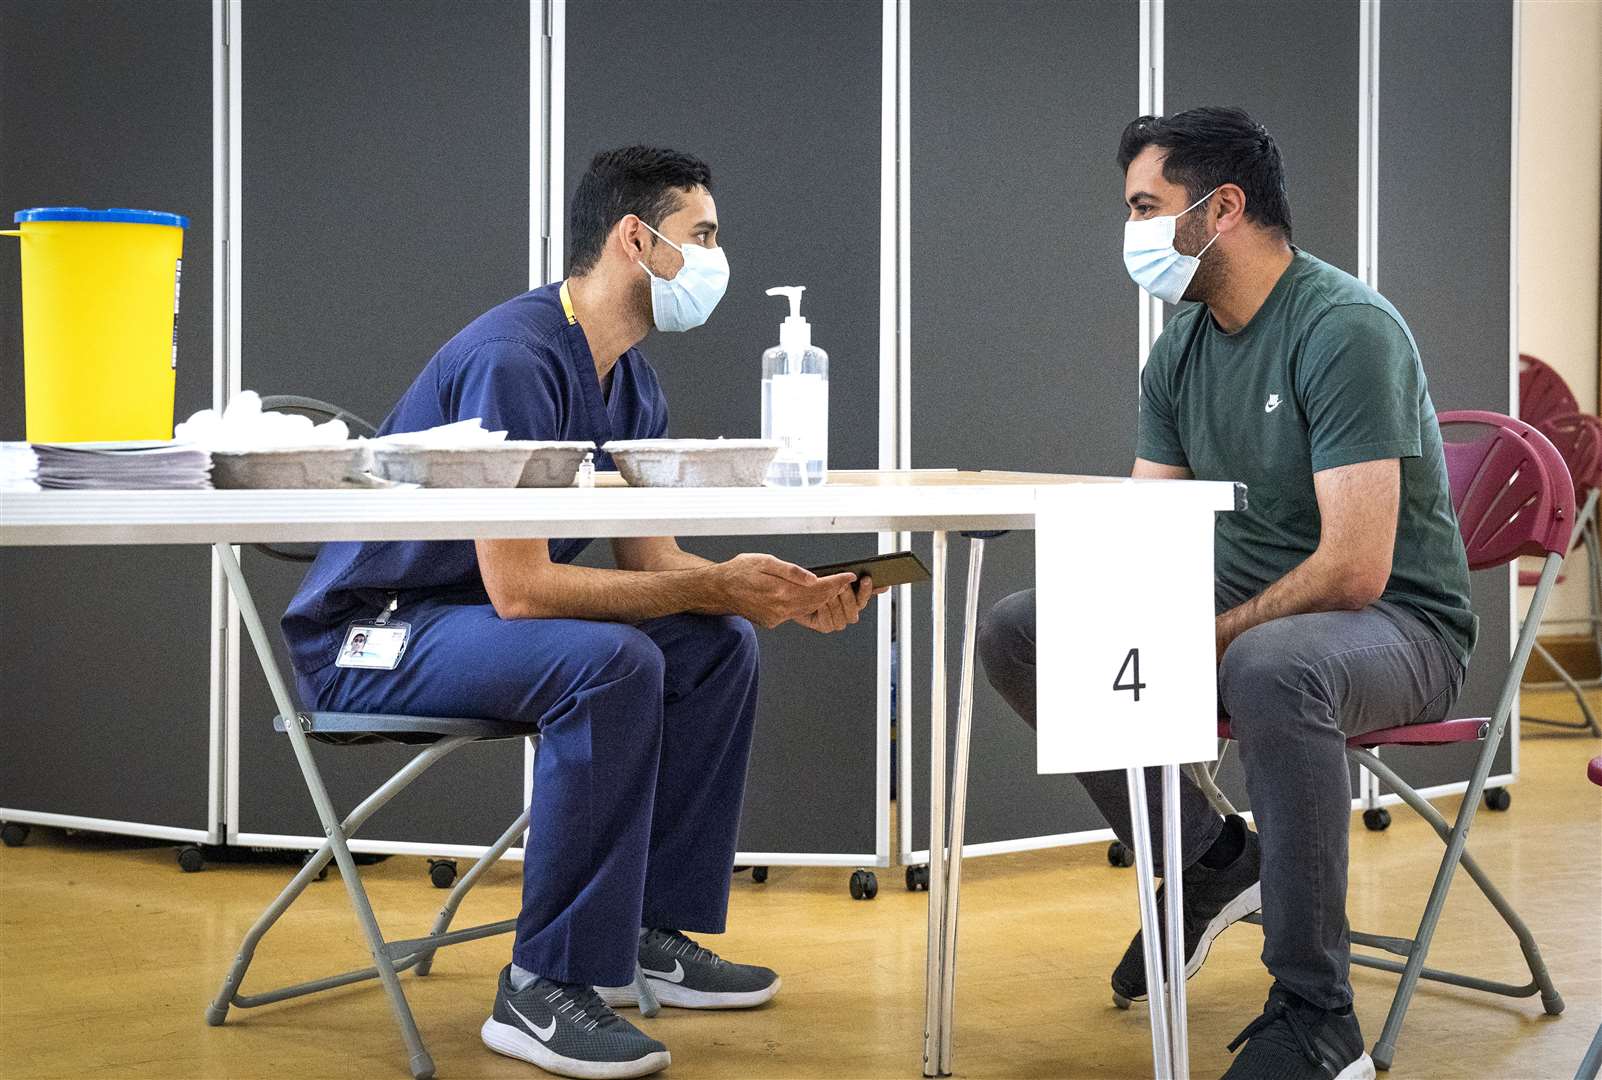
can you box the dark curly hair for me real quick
[1117,106,1292,240]
[568,145,713,274]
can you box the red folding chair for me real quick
[1519,412,1602,735]
[1520,353,1582,429]
[1215,410,1573,1071]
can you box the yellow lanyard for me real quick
[559,279,578,326]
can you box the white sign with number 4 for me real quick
[1034,484,1219,775]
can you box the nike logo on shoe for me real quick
[508,1001,557,1042]
[1265,393,1282,413]
[641,960,686,984]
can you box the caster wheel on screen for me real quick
[849,869,878,900]
[751,866,769,884]
[0,822,30,847]
[1484,787,1511,811]
[301,852,329,881]
[428,859,458,889]
[906,864,930,891]
[1362,808,1392,831]
[1107,841,1136,868]
[177,846,207,873]
[1112,991,1133,1011]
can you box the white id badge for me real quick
[335,621,412,670]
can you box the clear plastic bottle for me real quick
[761,285,829,486]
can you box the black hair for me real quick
[1117,106,1292,240]
[568,145,713,274]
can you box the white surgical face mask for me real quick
[637,220,730,332]
[1122,187,1222,304]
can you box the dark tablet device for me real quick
[807,550,932,588]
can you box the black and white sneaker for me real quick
[1111,815,1262,1008]
[596,928,781,1010]
[481,964,670,1079]
[1221,982,1375,1079]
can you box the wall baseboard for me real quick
[1523,634,1601,683]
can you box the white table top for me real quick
[0,470,1243,546]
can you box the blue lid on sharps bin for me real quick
[13,207,190,228]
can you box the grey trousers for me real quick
[976,586,1465,1009]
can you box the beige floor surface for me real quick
[2,689,1598,1080]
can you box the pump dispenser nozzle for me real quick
[765,285,810,373]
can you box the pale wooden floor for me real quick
[2,689,1598,1080]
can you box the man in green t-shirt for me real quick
[978,106,1474,1080]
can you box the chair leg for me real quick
[215,541,437,1080]
[1353,746,1564,1071]
[1523,640,1602,735]
[415,807,531,977]
[1187,738,1238,818]
[208,735,475,1021]
[1577,1020,1602,1080]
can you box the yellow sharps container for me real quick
[4,207,188,442]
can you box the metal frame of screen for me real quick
[898,0,1520,865]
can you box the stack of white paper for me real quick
[1,443,39,491]
[32,441,213,490]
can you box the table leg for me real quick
[937,537,986,1074]
[923,531,949,1077]
[1126,766,1173,1079]
[1161,763,1189,1078]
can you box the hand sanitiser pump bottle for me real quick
[761,285,828,486]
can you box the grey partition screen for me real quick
[1164,0,1361,277]
[1373,0,1515,793]
[231,0,531,850]
[0,0,216,840]
[564,0,887,863]
[907,0,1142,857]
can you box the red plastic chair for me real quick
[1216,410,1574,1071]
[1517,412,1602,734]
[1520,353,1582,429]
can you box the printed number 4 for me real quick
[1113,647,1146,701]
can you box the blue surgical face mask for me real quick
[637,220,730,332]
[1122,187,1222,304]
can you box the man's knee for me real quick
[977,589,1036,683]
[585,623,667,688]
[1218,620,1325,734]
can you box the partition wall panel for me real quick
[231,0,531,848]
[907,0,1142,855]
[1163,0,1362,277]
[1373,0,1515,792]
[564,0,887,862]
[0,0,216,838]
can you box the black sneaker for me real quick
[1111,815,1262,1008]
[481,964,670,1079]
[596,928,781,1010]
[1222,982,1375,1079]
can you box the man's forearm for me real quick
[493,562,726,622]
[1216,550,1376,658]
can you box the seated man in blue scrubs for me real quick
[282,146,875,1080]
[978,108,1474,1080]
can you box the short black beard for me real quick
[1175,212,1225,305]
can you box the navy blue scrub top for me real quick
[282,281,669,676]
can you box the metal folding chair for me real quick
[1206,410,1573,1071]
[1576,756,1602,1080]
[204,397,658,1080]
[1520,411,1602,736]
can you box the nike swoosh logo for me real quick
[641,960,686,984]
[508,1001,556,1042]
[1265,401,1281,412]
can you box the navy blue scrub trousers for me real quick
[299,598,761,989]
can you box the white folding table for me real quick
[0,469,1237,1079]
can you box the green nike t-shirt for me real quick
[1137,249,1477,665]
